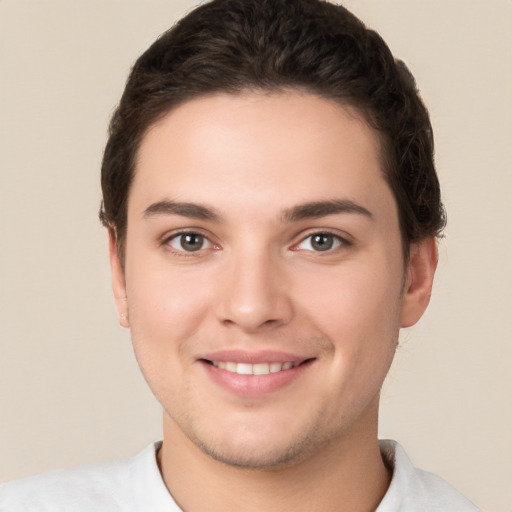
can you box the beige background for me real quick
[0,1,511,510]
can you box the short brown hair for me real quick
[100,0,446,261]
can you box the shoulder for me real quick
[0,454,134,512]
[0,442,175,512]
[377,439,481,512]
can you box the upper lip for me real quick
[197,349,313,365]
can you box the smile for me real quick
[200,356,315,396]
[210,361,300,375]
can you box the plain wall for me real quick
[0,1,510,510]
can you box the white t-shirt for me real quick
[0,440,480,511]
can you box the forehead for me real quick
[130,91,394,221]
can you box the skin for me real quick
[109,91,437,511]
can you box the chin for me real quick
[194,435,313,470]
[184,413,336,471]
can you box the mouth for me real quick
[197,351,316,396]
[203,360,307,375]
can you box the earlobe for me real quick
[108,230,130,328]
[400,237,438,328]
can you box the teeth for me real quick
[211,361,299,375]
[237,363,253,375]
[226,362,237,372]
[253,363,270,375]
[270,362,282,373]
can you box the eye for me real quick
[167,232,213,252]
[296,232,344,252]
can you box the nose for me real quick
[215,248,294,333]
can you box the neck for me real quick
[157,399,391,512]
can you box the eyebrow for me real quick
[142,198,372,223]
[282,199,373,222]
[143,200,221,221]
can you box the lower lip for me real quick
[200,360,313,397]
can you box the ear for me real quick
[108,229,130,328]
[400,237,438,328]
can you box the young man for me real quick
[0,0,480,510]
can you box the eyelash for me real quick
[292,232,350,253]
[162,229,350,256]
[163,230,217,255]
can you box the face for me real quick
[111,91,435,469]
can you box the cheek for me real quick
[123,266,214,404]
[125,262,214,352]
[294,254,404,396]
[286,258,402,427]
[297,261,403,338]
